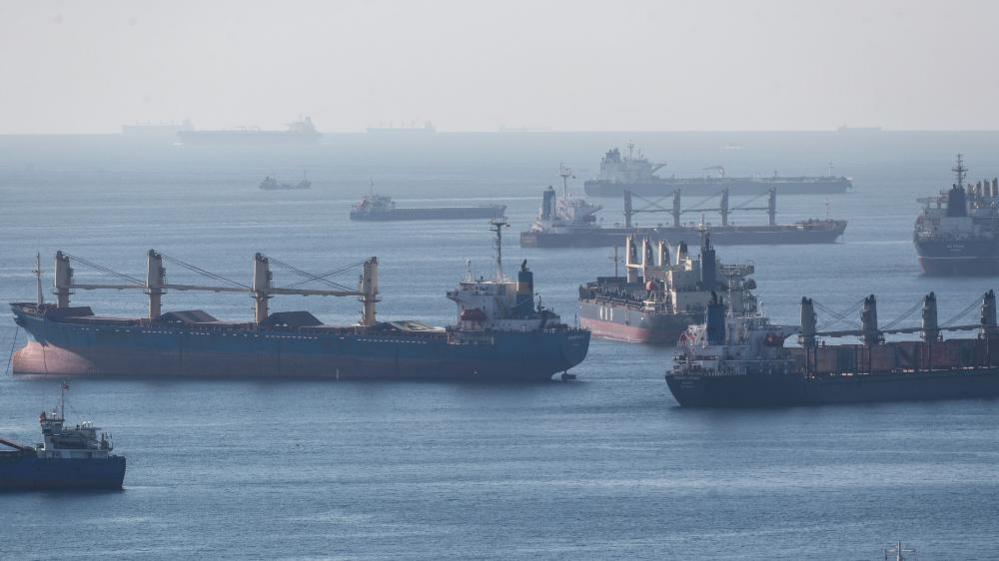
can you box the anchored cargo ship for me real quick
[667,289,999,407]
[520,172,846,248]
[259,175,311,190]
[177,116,321,145]
[0,384,125,490]
[914,154,999,275]
[10,226,588,381]
[584,144,852,197]
[578,235,756,344]
[350,190,506,221]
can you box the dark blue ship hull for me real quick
[666,368,999,408]
[11,305,590,382]
[0,452,125,490]
[914,237,999,275]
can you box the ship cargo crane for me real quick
[48,250,379,326]
[623,188,777,228]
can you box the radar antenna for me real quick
[489,218,509,280]
[953,154,968,187]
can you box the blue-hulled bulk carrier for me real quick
[10,223,589,381]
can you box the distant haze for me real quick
[1,0,997,134]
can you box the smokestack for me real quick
[861,294,881,346]
[253,253,272,324]
[705,292,726,345]
[641,238,652,283]
[360,257,379,326]
[625,236,638,283]
[922,291,938,342]
[799,297,816,348]
[699,235,717,290]
[981,289,996,337]
[146,249,165,320]
[54,251,73,308]
[657,241,669,268]
[541,186,556,220]
[516,260,534,316]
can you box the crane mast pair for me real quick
[43,251,380,326]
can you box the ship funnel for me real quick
[641,238,652,283]
[706,291,726,345]
[516,260,534,316]
[541,186,556,220]
[767,188,777,226]
[54,251,73,308]
[360,257,379,326]
[861,294,881,346]
[946,185,968,217]
[657,241,669,268]
[146,249,166,320]
[981,289,996,337]
[625,236,638,283]
[253,253,272,324]
[624,190,633,228]
[922,292,939,342]
[699,234,717,290]
[799,297,817,348]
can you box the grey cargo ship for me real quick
[667,289,999,407]
[520,171,846,248]
[584,144,852,197]
[913,154,999,275]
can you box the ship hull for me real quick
[584,177,851,197]
[579,300,695,345]
[0,453,126,490]
[520,222,846,248]
[350,206,506,221]
[11,308,589,382]
[666,368,999,408]
[914,238,999,275]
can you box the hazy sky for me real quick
[2,0,997,133]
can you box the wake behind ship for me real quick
[10,226,589,381]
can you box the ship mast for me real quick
[559,164,573,198]
[490,218,509,280]
[34,252,44,307]
[884,541,915,561]
[953,153,968,187]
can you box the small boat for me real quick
[0,383,126,490]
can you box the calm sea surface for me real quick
[1,131,999,560]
